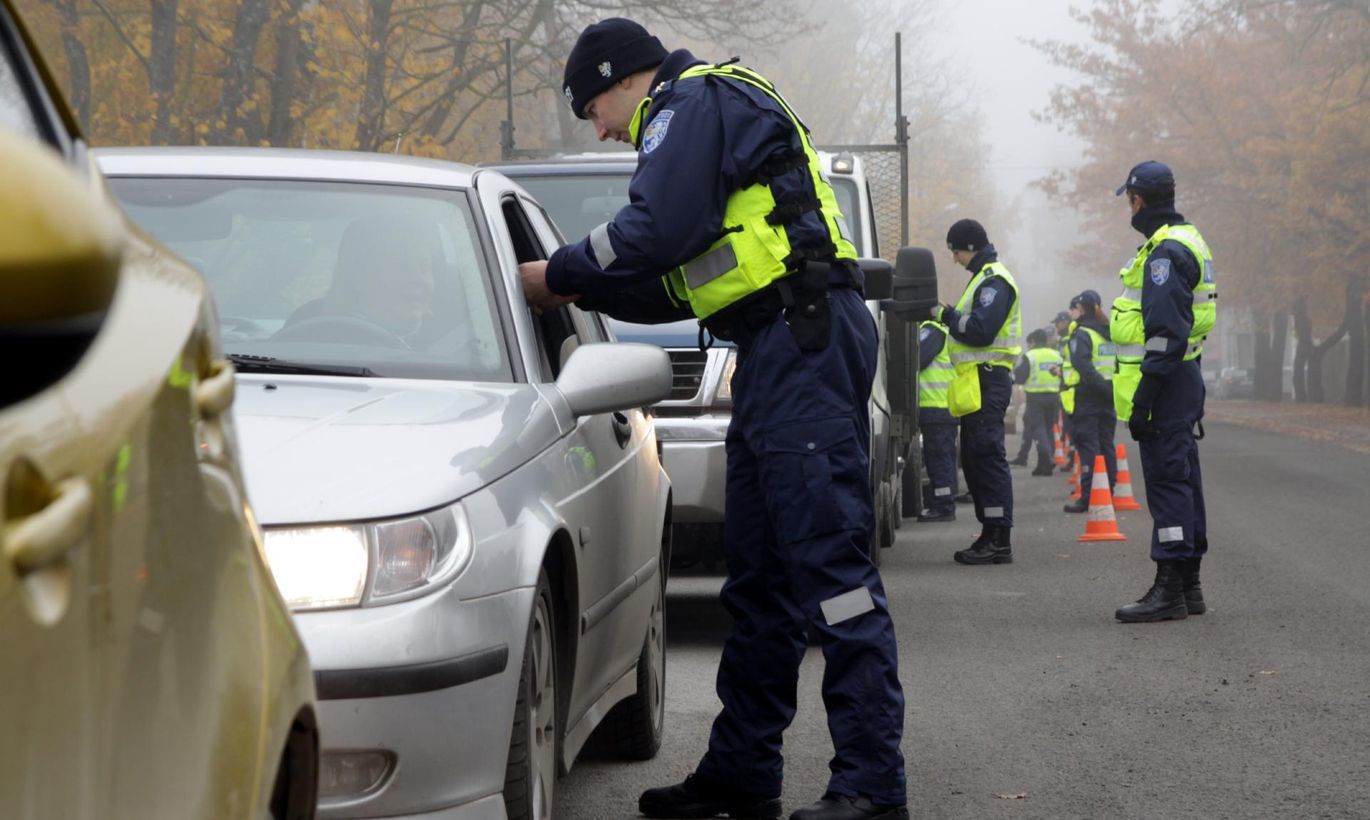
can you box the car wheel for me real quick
[504,570,557,820]
[597,557,666,760]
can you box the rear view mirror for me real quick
[881,246,940,322]
[0,130,123,408]
[857,258,893,301]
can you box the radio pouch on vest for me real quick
[782,262,832,352]
[948,363,982,417]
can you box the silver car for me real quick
[98,148,674,820]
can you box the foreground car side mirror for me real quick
[0,130,123,408]
[857,258,893,301]
[880,246,940,323]
[556,342,672,417]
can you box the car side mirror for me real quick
[880,246,940,323]
[556,342,672,416]
[857,258,893,301]
[1,131,123,408]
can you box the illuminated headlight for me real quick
[263,504,473,611]
[713,349,738,406]
[832,156,854,174]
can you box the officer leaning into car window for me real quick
[916,318,959,522]
[1110,161,1218,623]
[1011,328,1062,476]
[517,18,908,820]
[1062,289,1118,513]
[928,219,1022,566]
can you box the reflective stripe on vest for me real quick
[1024,347,1062,393]
[947,261,1023,368]
[629,64,856,319]
[918,320,954,409]
[1110,222,1217,361]
[1076,325,1117,380]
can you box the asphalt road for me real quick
[556,421,1370,819]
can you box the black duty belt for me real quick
[699,259,860,350]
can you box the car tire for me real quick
[504,570,557,820]
[596,556,666,760]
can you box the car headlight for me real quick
[262,504,473,611]
[713,348,738,406]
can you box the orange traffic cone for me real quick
[1112,443,1143,511]
[1051,425,1067,466]
[1079,454,1127,542]
[1068,452,1082,500]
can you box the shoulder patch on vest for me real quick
[642,110,674,154]
[1070,337,1079,353]
[979,287,996,307]
[920,327,932,342]
[1149,258,1171,286]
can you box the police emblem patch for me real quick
[979,287,996,307]
[563,85,573,102]
[598,61,612,78]
[1150,258,1171,286]
[642,110,674,154]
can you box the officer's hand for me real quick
[519,260,578,313]
[1128,407,1157,442]
[1049,365,1061,377]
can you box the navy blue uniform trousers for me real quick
[960,365,1014,527]
[696,288,906,805]
[1139,360,1208,561]
[1015,393,1060,466]
[1072,411,1117,492]
[921,421,959,515]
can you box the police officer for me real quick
[519,19,908,819]
[1051,309,1076,460]
[931,219,1022,565]
[1110,161,1217,623]
[1062,289,1118,512]
[1012,328,1062,476]
[916,319,958,521]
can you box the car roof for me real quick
[490,149,853,178]
[95,146,483,189]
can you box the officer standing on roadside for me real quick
[931,219,1022,565]
[916,318,959,521]
[1012,328,1062,476]
[518,19,908,819]
[1052,309,1076,462]
[1110,161,1218,623]
[1062,289,1118,512]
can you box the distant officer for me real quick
[916,319,959,521]
[931,219,1022,565]
[1111,161,1218,623]
[1012,328,1062,475]
[519,19,908,818]
[1062,289,1118,513]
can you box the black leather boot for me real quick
[916,508,955,523]
[1062,498,1088,513]
[639,773,782,819]
[1031,462,1055,476]
[1182,557,1206,615]
[954,527,1012,565]
[789,793,909,820]
[1009,454,1029,466]
[1115,561,1188,623]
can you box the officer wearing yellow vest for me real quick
[1110,161,1217,624]
[1062,290,1119,513]
[1052,309,1077,460]
[916,320,959,521]
[1011,328,1062,475]
[928,219,1022,565]
[518,19,908,819]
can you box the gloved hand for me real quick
[930,303,953,323]
[1128,406,1156,441]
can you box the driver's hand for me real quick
[519,260,578,312]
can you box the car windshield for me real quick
[827,177,866,257]
[106,177,510,381]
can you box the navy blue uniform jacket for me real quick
[1131,205,1203,411]
[547,50,847,323]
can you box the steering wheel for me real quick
[271,315,409,349]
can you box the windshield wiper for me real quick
[227,353,376,378]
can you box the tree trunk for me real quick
[1292,297,1311,402]
[149,0,178,144]
[1267,311,1288,401]
[1253,317,1273,401]
[216,0,271,145]
[354,0,395,151]
[1345,276,1366,407]
[55,0,91,130]
[266,0,311,146]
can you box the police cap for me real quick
[1115,160,1176,201]
[563,18,668,120]
[1076,289,1102,310]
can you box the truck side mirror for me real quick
[880,246,940,322]
[856,258,893,301]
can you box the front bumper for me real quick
[655,415,729,523]
[298,584,534,820]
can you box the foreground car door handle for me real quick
[3,476,92,574]
[196,359,235,416]
[611,412,631,448]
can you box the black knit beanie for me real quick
[946,218,990,252]
[563,18,668,119]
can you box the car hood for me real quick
[232,375,561,524]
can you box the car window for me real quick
[107,177,511,382]
[513,173,631,242]
[828,176,867,257]
[0,29,40,139]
